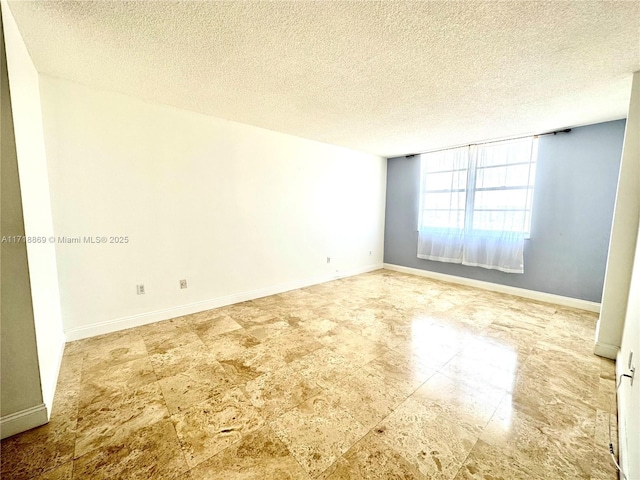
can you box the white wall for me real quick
[39,76,387,339]
[616,71,640,480]
[596,72,640,360]
[1,2,65,418]
[1,11,48,438]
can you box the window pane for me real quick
[472,137,537,234]
[476,138,534,168]
[420,147,469,230]
[422,147,468,173]
[472,210,527,232]
[422,209,465,229]
[423,191,466,210]
[474,189,529,210]
[476,163,533,189]
[425,170,467,191]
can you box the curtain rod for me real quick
[404,128,571,158]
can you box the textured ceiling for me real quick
[7,1,640,157]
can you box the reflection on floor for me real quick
[0,269,619,479]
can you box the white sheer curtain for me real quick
[417,137,536,274]
[417,146,468,264]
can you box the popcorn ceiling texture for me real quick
[7,1,640,157]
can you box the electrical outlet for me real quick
[180,279,187,289]
[137,284,145,295]
[369,251,372,255]
[327,257,331,263]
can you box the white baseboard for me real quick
[616,350,630,479]
[64,263,384,341]
[0,404,48,440]
[383,263,601,313]
[594,342,619,360]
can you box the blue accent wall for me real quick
[383,120,626,302]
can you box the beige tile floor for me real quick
[0,269,620,480]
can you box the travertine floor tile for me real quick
[597,377,617,414]
[80,329,148,373]
[0,419,76,480]
[245,318,293,341]
[490,310,546,338]
[158,366,232,415]
[288,348,359,390]
[478,322,537,358]
[439,353,519,393]
[171,387,265,468]
[411,372,504,435]
[75,381,170,458]
[481,395,592,479]
[298,317,341,337]
[150,341,233,413]
[348,320,407,350]
[392,320,468,369]
[34,461,74,480]
[0,270,618,480]
[56,352,83,389]
[509,298,557,320]
[191,314,243,344]
[217,342,289,385]
[62,338,90,357]
[320,327,389,367]
[261,328,324,363]
[202,329,261,358]
[315,303,366,325]
[273,289,321,307]
[327,369,412,429]
[520,342,599,403]
[375,397,478,480]
[362,347,436,391]
[241,365,321,421]
[149,340,217,379]
[78,356,157,409]
[139,317,201,354]
[218,303,276,327]
[455,336,524,373]
[448,300,497,328]
[323,431,426,480]
[452,439,543,480]
[73,420,188,480]
[269,394,368,477]
[189,426,309,480]
[173,472,195,480]
[599,357,616,381]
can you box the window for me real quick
[417,136,538,273]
